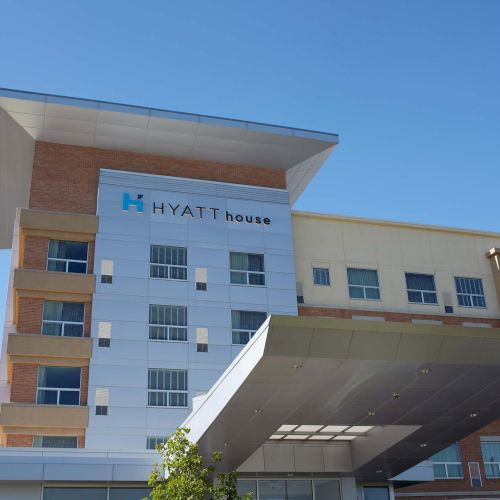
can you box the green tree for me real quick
[146,427,252,500]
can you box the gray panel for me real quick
[100,169,289,204]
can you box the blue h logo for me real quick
[122,192,144,213]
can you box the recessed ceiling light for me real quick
[284,434,309,440]
[296,425,323,433]
[348,426,373,433]
[420,368,431,375]
[321,425,349,433]
[269,435,284,440]
[420,443,427,448]
[470,412,478,418]
[376,470,383,474]
[278,425,297,432]
[308,435,332,440]
[254,409,263,414]
[333,435,357,441]
[368,411,376,416]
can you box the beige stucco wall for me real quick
[0,108,35,249]
[292,212,500,318]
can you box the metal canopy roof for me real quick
[0,88,339,205]
[183,315,500,481]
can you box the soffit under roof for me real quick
[184,315,500,481]
[0,88,339,204]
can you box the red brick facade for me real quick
[16,297,91,337]
[298,305,500,327]
[4,434,33,447]
[29,142,287,215]
[10,364,37,403]
[396,420,500,498]
[22,236,95,274]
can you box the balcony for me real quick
[7,333,91,366]
[19,208,98,240]
[0,403,88,435]
[13,268,95,302]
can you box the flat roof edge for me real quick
[0,87,339,143]
[292,210,500,238]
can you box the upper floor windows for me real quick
[33,436,77,448]
[430,443,463,479]
[230,252,265,286]
[148,368,188,408]
[481,441,500,478]
[42,301,84,337]
[150,245,187,280]
[231,310,267,345]
[37,366,81,406]
[347,268,380,300]
[47,240,88,274]
[455,277,486,308]
[405,273,437,304]
[149,305,187,342]
[313,267,330,286]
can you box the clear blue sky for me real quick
[1,0,499,329]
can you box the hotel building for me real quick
[0,88,499,500]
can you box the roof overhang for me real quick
[0,87,338,205]
[183,315,500,481]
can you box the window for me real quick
[230,252,265,286]
[148,369,188,407]
[231,310,267,345]
[431,443,463,478]
[42,301,84,337]
[405,273,438,304]
[37,366,81,405]
[481,442,500,478]
[95,388,109,416]
[313,267,330,286]
[196,267,207,291]
[150,245,187,280]
[147,436,168,450]
[149,305,187,341]
[455,277,486,308]
[196,327,208,352]
[347,268,380,300]
[100,259,113,284]
[43,488,107,500]
[47,240,88,274]
[98,321,111,347]
[33,436,77,448]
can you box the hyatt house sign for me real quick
[122,192,272,226]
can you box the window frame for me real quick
[148,304,188,343]
[36,366,81,406]
[147,368,188,408]
[33,435,78,448]
[229,252,266,287]
[231,310,267,345]
[481,441,500,479]
[405,272,438,305]
[455,276,487,309]
[46,240,89,274]
[312,267,331,286]
[149,245,188,281]
[347,267,381,301]
[41,301,85,338]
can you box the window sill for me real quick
[148,339,188,343]
[230,283,266,288]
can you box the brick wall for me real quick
[29,142,287,214]
[80,366,88,406]
[17,297,43,334]
[23,236,48,270]
[396,420,500,496]
[4,434,33,447]
[298,306,500,327]
[16,298,91,337]
[10,364,37,403]
[22,236,95,274]
[4,434,86,448]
